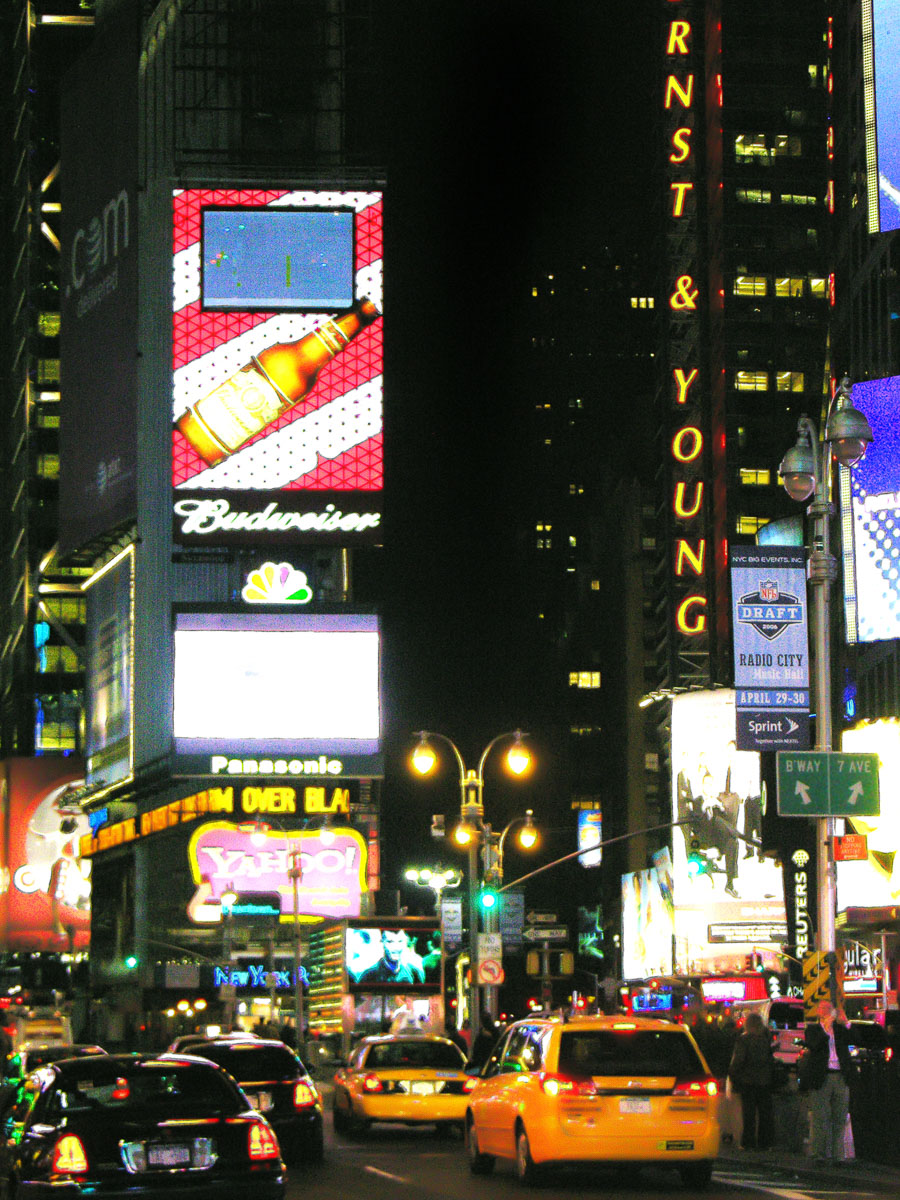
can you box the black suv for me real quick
[177,1039,323,1164]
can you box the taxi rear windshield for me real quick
[558,1030,704,1078]
[365,1041,465,1070]
[189,1045,301,1081]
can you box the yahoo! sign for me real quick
[187,822,367,923]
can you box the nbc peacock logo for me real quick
[241,562,313,605]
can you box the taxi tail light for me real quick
[673,1076,718,1097]
[52,1134,90,1174]
[887,1046,894,1063]
[539,1072,597,1098]
[463,1076,479,1093]
[248,1121,281,1160]
[361,1073,384,1093]
[293,1080,317,1108]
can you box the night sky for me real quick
[365,3,657,929]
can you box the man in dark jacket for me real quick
[803,999,854,1161]
[728,1011,775,1150]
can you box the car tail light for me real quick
[887,1047,894,1063]
[673,1076,718,1097]
[361,1073,384,1093]
[293,1080,317,1108]
[248,1121,280,1161]
[52,1134,89,1174]
[539,1072,597,1098]
[463,1076,479,1093]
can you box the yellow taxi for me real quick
[465,1014,720,1187]
[332,1033,476,1135]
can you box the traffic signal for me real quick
[124,954,139,970]
[686,835,710,878]
[478,886,499,911]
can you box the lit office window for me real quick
[36,359,60,384]
[735,371,769,391]
[735,188,772,203]
[37,312,61,337]
[735,133,769,159]
[736,515,770,535]
[776,371,805,392]
[569,671,601,689]
[36,454,60,479]
[781,193,817,206]
[740,468,772,486]
[775,277,805,298]
[809,277,827,298]
[733,275,768,296]
[590,580,600,591]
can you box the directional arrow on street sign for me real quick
[525,911,558,925]
[776,750,880,817]
[522,925,568,943]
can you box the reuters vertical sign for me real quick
[662,0,724,685]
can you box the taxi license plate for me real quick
[410,1082,435,1095]
[618,1098,651,1115]
[248,1091,272,1111]
[148,1145,191,1167]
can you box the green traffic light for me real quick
[479,888,499,910]
[124,954,138,970]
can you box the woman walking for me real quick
[728,1011,775,1150]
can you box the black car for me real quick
[177,1038,323,1164]
[0,1053,285,1200]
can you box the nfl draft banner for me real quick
[731,546,810,750]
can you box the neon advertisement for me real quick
[870,1,900,232]
[621,866,674,980]
[841,374,900,642]
[187,822,367,922]
[346,922,442,993]
[172,188,383,546]
[671,691,786,973]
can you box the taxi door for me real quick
[475,1026,542,1158]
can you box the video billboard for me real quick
[621,858,675,980]
[671,691,787,972]
[3,758,91,950]
[840,374,900,642]
[346,919,442,993]
[59,12,139,554]
[837,720,900,909]
[172,610,382,778]
[172,188,383,547]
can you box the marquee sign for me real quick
[79,782,356,858]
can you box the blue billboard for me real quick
[842,374,900,642]
[871,0,900,232]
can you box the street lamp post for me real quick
[411,730,534,1044]
[403,866,463,914]
[250,820,306,1059]
[779,376,873,956]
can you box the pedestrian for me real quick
[467,1010,497,1069]
[727,1011,775,1150]
[802,998,854,1162]
[444,1018,468,1057]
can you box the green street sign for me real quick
[776,751,880,817]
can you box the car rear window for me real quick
[45,1063,241,1115]
[364,1040,465,1070]
[558,1029,705,1078]
[768,1003,804,1029]
[188,1045,302,1081]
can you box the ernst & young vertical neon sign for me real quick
[663,0,714,658]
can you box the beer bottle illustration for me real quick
[175,296,380,466]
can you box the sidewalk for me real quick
[717,1140,900,1192]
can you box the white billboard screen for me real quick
[671,690,786,973]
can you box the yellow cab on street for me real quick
[332,1033,476,1135]
[464,1013,721,1187]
